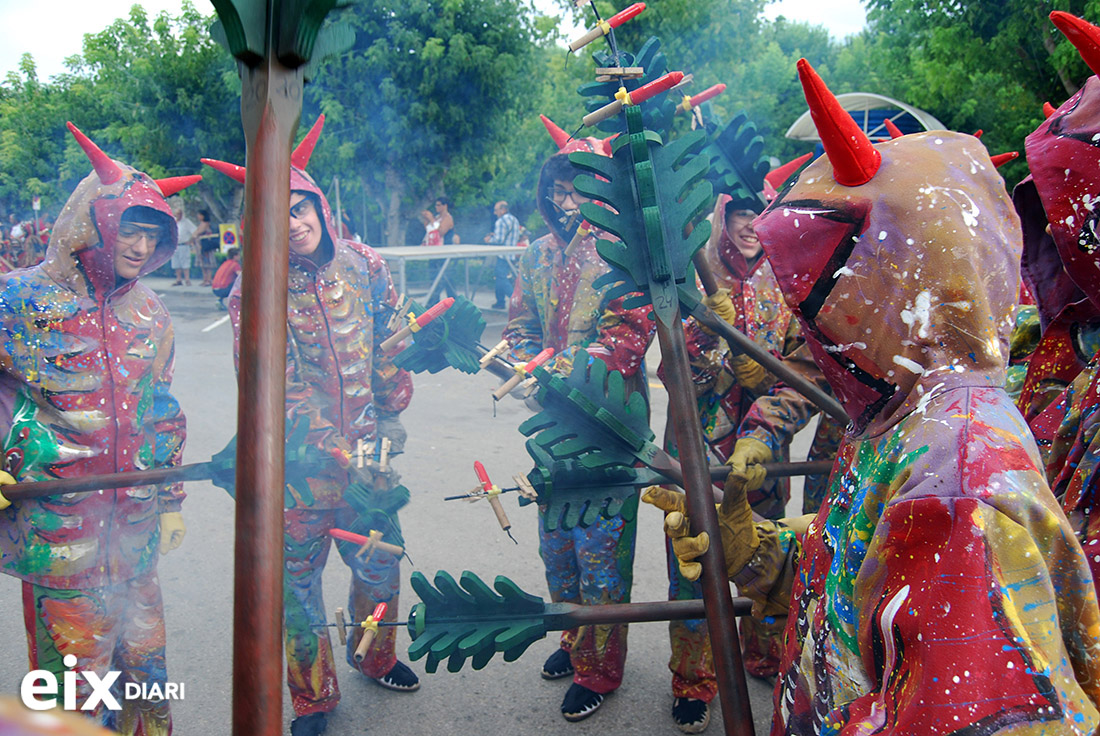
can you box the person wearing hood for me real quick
[206,117,417,736]
[657,187,801,732]
[645,59,1100,735]
[1022,12,1100,602]
[503,115,657,723]
[0,123,193,735]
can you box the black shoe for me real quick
[290,712,328,736]
[374,660,421,692]
[492,301,506,309]
[561,683,604,722]
[672,697,710,733]
[541,648,575,680]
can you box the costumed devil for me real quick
[644,58,1100,734]
[204,116,418,736]
[0,123,197,735]
[502,114,657,722]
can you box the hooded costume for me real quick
[735,60,1100,735]
[1023,12,1100,600]
[503,115,656,697]
[208,117,415,718]
[0,123,194,735]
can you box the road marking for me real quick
[202,315,231,333]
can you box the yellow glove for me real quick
[0,470,14,510]
[729,353,771,393]
[725,437,772,497]
[703,289,737,326]
[159,511,186,555]
[641,480,759,582]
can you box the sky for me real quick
[0,0,868,82]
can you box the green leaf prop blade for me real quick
[703,110,770,202]
[571,105,712,326]
[517,349,658,530]
[393,296,487,375]
[406,571,548,673]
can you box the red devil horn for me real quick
[67,122,123,185]
[201,158,247,184]
[155,175,202,197]
[540,114,573,151]
[764,152,813,189]
[1043,101,1057,118]
[991,151,1019,168]
[884,118,904,139]
[291,115,325,170]
[1051,11,1100,77]
[796,59,881,187]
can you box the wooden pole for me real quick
[232,50,301,736]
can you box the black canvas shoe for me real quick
[540,648,575,680]
[672,697,710,733]
[561,683,604,722]
[290,712,328,736]
[374,660,421,692]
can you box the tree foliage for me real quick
[5,0,1100,230]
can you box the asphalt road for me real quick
[0,275,816,735]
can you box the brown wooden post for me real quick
[231,53,301,736]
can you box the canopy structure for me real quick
[785,92,947,142]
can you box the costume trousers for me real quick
[538,495,637,694]
[284,507,401,716]
[23,570,172,735]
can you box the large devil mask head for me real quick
[1024,12,1100,316]
[754,60,1021,433]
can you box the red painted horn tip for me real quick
[1043,101,1057,118]
[991,151,1019,168]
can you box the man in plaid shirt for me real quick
[484,199,521,308]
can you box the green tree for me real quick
[306,0,542,246]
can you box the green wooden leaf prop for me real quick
[407,571,548,673]
[517,349,658,530]
[702,110,769,203]
[339,482,409,549]
[392,296,487,375]
[578,37,677,136]
[213,417,318,507]
[570,104,712,326]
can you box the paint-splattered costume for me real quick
[737,62,1100,735]
[1020,15,1100,604]
[503,128,655,695]
[220,124,413,718]
[0,127,189,735]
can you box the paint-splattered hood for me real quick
[289,164,342,270]
[1025,75,1100,316]
[44,161,176,299]
[754,131,1020,434]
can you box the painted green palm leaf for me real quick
[702,110,769,202]
[392,296,486,375]
[407,571,548,673]
[521,456,642,530]
[340,482,409,549]
[570,105,712,325]
[578,37,677,136]
[516,349,657,529]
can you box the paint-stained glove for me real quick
[159,512,186,555]
[0,470,15,510]
[699,288,734,334]
[725,437,771,496]
[729,353,771,394]
[641,471,759,581]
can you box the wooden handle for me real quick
[334,608,347,645]
[479,340,509,368]
[488,495,511,532]
[492,373,524,401]
[353,628,377,663]
[379,325,413,354]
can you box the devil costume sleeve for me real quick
[726,59,1100,735]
